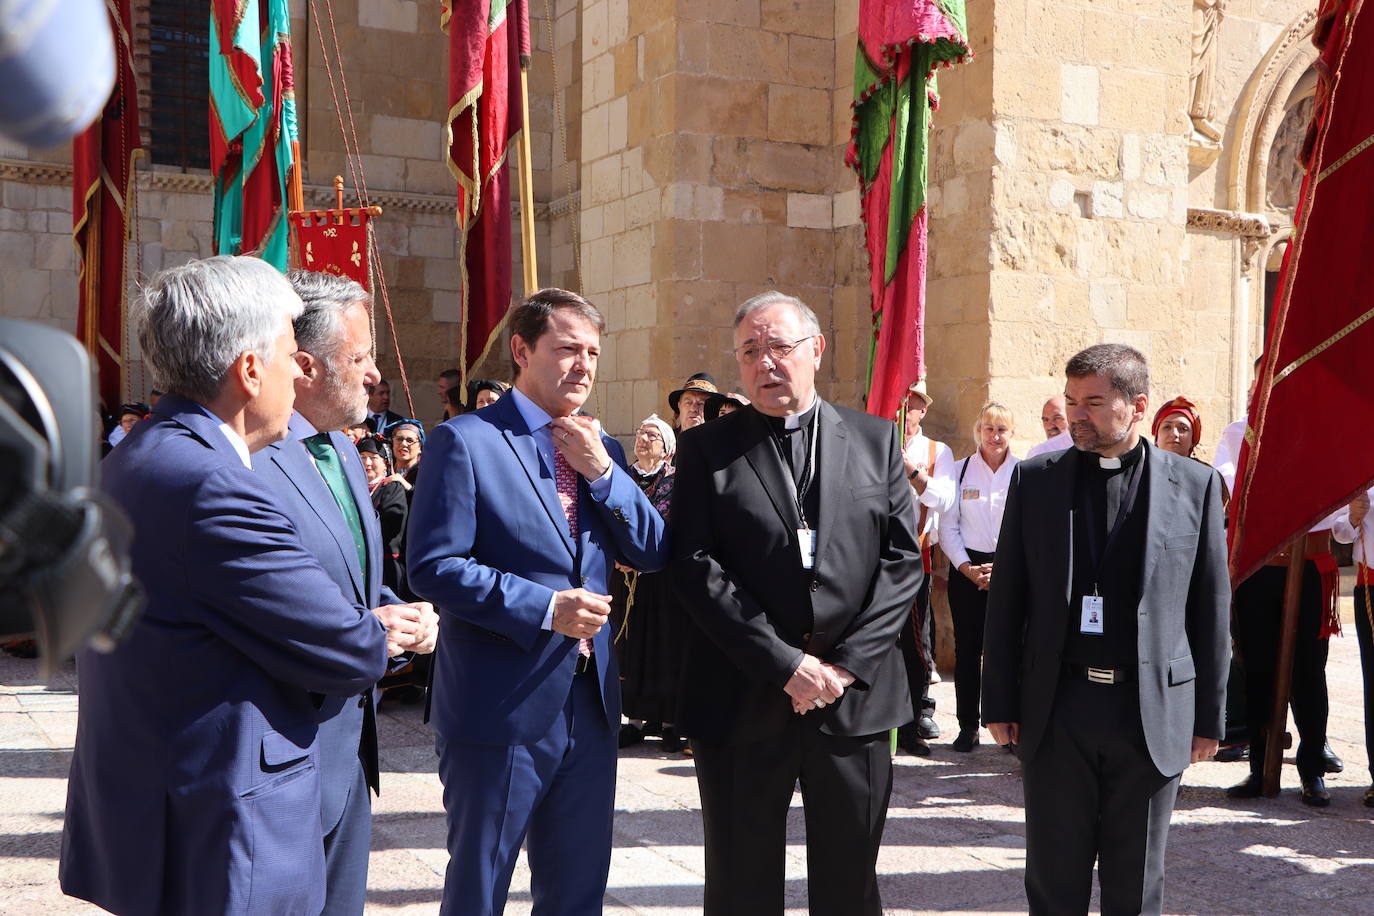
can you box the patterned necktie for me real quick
[552,445,591,658]
[304,433,368,580]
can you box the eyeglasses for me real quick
[391,435,420,446]
[636,431,663,441]
[733,335,817,365]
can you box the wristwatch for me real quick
[908,467,922,481]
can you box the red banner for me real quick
[445,0,528,384]
[289,209,374,290]
[73,0,140,412]
[1228,0,1374,582]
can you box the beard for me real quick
[312,362,370,432]
[1070,420,1128,453]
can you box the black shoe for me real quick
[951,729,980,753]
[1322,743,1344,774]
[897,726,931,757]
[916,714,940,741]
[1214,744,1249,763]
[618,723,645,749]
[660,727,684,753]
[1362,786,1374,808]
[1301,777,1331,807]
[1227,774,1264,799]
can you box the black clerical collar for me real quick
[1083,437,1145,471]
[763,398,819,434]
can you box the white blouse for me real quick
[938,449,1019,569]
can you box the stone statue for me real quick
[1189,0,1226,145]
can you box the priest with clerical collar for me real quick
[981,343,1230,916]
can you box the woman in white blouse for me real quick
[939,402,1018,752]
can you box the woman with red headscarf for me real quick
[1151,396,1202,458]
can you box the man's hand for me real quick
[551,588,612,640]
[1350,491,1371,528]
[550,415,611,480]
[987,722,1019,747]
[961,562,993,590]
[1190,736,1219,765]
[784,654,847,711]
[399,601,439,654]
[372,603,429,657]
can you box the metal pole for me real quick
[516,65,539,295]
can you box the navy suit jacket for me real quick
[252,412,402,834]
[406,394,669,745]
[60,395,389,916]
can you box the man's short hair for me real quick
[508,288,606,377]
[439,368,462,385]
[733,290,822,337]
[137,255,302,404]
[286,270,371,363]
[1065,343,1150,401]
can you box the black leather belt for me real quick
[574,653,596,676]
[1067,664,1133,685]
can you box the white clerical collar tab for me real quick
[1099,455,1122,469]
[783,412,804,430]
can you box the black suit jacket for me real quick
[365,409,406,433]
[980,440,1231,777]
[671,401,924,744]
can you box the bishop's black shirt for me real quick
[764,399,822,527]
[1063,438,1150,669]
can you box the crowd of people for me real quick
[54,254,1373,916]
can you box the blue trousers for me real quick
[321,763,372,916]
[437,672,616,916]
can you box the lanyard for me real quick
[770,405,820,528]
[1082,456,1143,591]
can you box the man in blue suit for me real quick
[60,256,391,916]
[252,270,439,915]
[408,288,669,915]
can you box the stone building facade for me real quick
[0,0,1326,455]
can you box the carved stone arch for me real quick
[1228,10,1320,214]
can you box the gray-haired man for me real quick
[251,270,438,914]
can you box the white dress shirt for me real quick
[939,449,1019,569]
[1026,429,1072,459]
[509,387,614,630]
[1211,415,1247,492]
[1330,489,1374,563]
[903,431,956,541]
[198,405,252,469]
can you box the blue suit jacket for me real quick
[60,395,389,916]
[252,412,402,835]
[406,394,669,745]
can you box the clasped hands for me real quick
[960,561,993,591]
[551,587,612,640]
[785,653,855,715]
[372,602,439,657]
[550,415,611,480]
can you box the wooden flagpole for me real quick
[1261,537,1305,796]
[516,62,538,295]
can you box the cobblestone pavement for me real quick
[6,596,1374,915]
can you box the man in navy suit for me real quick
[408,288,669,915]
[252,270,439,915]
[61,256,391,915]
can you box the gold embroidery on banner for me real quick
[1318,132,1374,183]
[1273,304,1374,385]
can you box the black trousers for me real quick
[1233,562,1329,781]
[692,719,892,916]
[947,548,993,730]
[1353,584,1374,780]
[1022,675,1179,916]
[897,570,935,721]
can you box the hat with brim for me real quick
[704,391,750,421]
[668,373,719,413]
[905,379,933,408]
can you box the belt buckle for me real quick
[1086,666,1115,685]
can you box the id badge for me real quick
[1080,595,1104,635]
[797,528,816,569]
